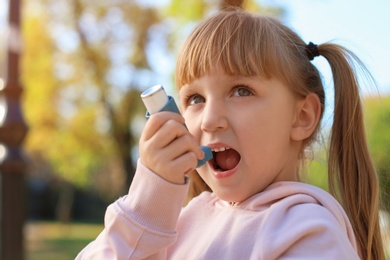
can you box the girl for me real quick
[77,8,384,259]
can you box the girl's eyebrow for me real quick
[179,84,195,96]
[180,83,190,90]
[180,83,200,93]
[179,84,189,91]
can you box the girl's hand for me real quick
[139,111,204,184]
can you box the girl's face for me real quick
[179,69,303,202]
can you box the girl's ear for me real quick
[291,93,321,141]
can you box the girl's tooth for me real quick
[211,147,230,152]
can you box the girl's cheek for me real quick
[185,115,201,140]
[186,122,197,137]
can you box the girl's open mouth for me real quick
[211,147,241,172]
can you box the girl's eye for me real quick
[187,94,205,105]
[233,85,253,97]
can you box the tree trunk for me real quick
[56,181,74,223]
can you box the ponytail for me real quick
[319,44,384,260]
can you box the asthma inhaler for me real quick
[141,85,213,168]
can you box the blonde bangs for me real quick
[175,11,296,89]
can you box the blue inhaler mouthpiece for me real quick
[197,146,213,168]
[141,85,213,168]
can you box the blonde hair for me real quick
[175,9,384,260]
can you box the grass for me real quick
[25,221,103,260]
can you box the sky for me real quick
[270,0,390,95]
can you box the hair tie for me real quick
[306,42,320,60]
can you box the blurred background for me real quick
[0,0,389,259]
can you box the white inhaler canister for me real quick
[141,85,180,117]
[141,85,212,168]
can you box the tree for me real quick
[71,0,159,189]
[22,0,157,222]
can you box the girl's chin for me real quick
[210,187,252,203]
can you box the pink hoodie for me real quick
[76,160,360,259]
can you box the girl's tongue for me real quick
[214,149,241,171]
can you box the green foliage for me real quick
[365,95,390,212]
[166,0,208,22]
[46,106,116,186]
[21,0,159,191]
[21,11,115,188]
[302,151,329,192]
[165,0,282,24]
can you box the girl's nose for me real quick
[200,101,228,133]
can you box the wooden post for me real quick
[0,0,28,259]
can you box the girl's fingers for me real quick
[141,133,203,168]
[139,148,198,184]
[141,111,205,160]
[139,111,205,183]
[169,152,199,180]
[141,112,185,142]
[164,134,204,161]
[150,119,189,149]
